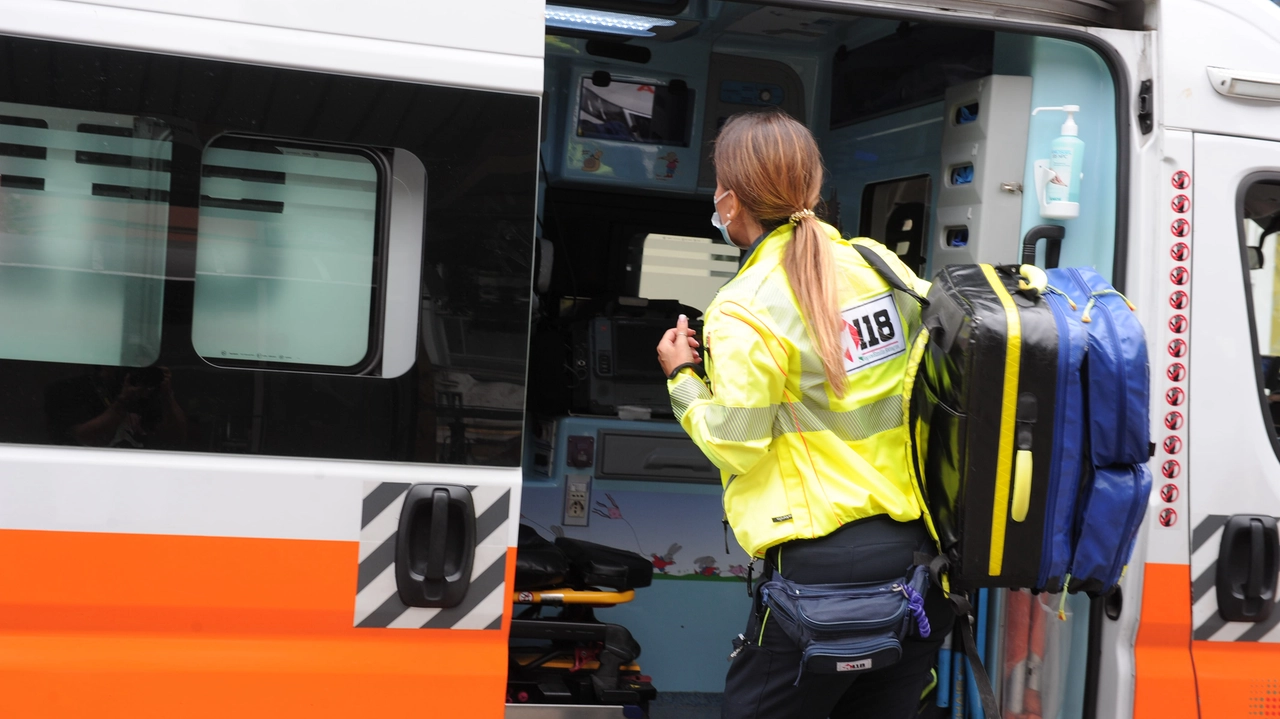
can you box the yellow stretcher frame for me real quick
[512,588,636,606]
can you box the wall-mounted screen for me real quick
[577,78,693,146]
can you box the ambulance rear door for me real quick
[1147,1,1280,716]
[1182,132,1280,719]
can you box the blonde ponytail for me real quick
[784,215,847,397]
[713,111,849,398]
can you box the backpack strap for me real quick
[949,592,1001,719]
[853,243,930,308]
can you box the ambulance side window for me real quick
[0,34,538,464]
[191,136,383,371]
[0,105,172,367]
[1243,179,1280,432]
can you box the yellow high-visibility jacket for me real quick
[668,221,932,558]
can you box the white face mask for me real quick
[710,190,734,245]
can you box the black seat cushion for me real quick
[554,536,654,591]
[515,525,570,591]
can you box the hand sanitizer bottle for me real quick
[1032,105,1084,204]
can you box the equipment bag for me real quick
[1067,463,1153,594]
[1046,267,1153,595]
[1035,283,1090,593]
[1046,267,1151,466]
[910,263,1087,591]
[857,246,1152,717]
[758,565,932,681]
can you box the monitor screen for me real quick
[577,79,693,146]
[612,318,670,379]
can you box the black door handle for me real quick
[396,484,475,608]
[1216,514,1279,622]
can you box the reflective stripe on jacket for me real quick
[668,221,931,558]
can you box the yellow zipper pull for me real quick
[1044,284,1078,310]
[1081,298,1097,323]
[1090,288,1138,312]
[1058,575,1071,621]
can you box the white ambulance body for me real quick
[0,0,1276,717]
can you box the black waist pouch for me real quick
[759,564,931,681]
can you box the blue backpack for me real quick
[1047,267,1153,595]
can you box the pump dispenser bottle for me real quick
[1032,105,1084,204]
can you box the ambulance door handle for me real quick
[425,489,450,581]
[1246,520,1264,601]
[1215,514,1279,622]
[395,484,475,609]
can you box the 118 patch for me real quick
[841,293,906,374]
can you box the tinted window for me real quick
[0,36,538,466]
[193,136,382,369]
[1244,180,1280,438]
[0,104,171,367]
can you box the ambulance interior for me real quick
[515,1,1123,713]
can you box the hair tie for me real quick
[789,209,815,225]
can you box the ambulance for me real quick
[0,0,1276,716]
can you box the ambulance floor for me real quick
[650,692,720,718]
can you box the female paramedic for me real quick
[655,111,953,719]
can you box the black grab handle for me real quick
[1021,225,1066,268]
[1216,514,1279,622]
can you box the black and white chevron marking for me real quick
[353,481,509,630]
[1191,513,1280,642]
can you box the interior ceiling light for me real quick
[545,5,676,37]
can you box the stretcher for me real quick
[506,526,657,716]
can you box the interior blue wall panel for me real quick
[1017,37,1118,280]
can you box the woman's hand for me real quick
[656,314,702,377]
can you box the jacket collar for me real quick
[736,220,845,276]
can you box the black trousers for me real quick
[722,516,954,719]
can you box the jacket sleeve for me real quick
[667,305,784,478]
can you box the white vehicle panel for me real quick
[0,444,522,546]
[1187,133,1280,521]
[1160,0,1280,142]
[55,0,544,59]
[0,0,543,95]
